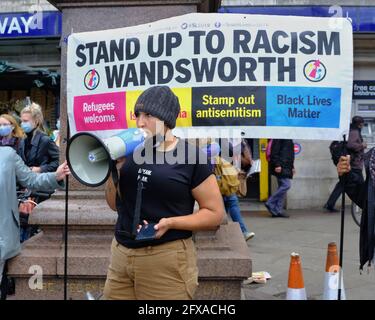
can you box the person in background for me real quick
[324,116,366,212]
[17,103,60,242]
[0,146,70,299]
[240,138,253,174]
[337,148,375,271]
[0,114,24,150]
[265,139,295,218]
[221,179,255,241]
[348,116,367,179]
[18,103,60,173]
[50,118,61,147]
[205,140,255,242]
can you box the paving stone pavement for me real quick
[238,207,375,300]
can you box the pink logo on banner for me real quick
[74,92,126,131]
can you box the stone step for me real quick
[50,190,106,200]
[29,197,117,226]
[8,223,251,300]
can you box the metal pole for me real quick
[64,121,70,300]
[338,134,347,300]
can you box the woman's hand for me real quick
[337,155,351,176]
[154,218,172,239]
[238,170,247,179]
[31,166,41,173]
[138,218,171,239]
[55,161,71,181]
[137,220,148,233]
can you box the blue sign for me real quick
[266,86,341,128]
[0,11,61,38]
[218,6,375,33]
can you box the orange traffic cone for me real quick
[323,242,346,300]
[286,252,307,300]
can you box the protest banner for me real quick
[67,13,353,140]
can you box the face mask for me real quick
[21,122,34,133]
[0,125,13,137]
[56,120,60,130]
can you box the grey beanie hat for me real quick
[134,86,180,129]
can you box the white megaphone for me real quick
[66,128,146,187]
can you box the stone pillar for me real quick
[57,1,201,190]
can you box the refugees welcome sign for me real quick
[67,13,353,140]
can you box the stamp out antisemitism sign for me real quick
[73,92,126,131]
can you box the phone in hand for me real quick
[135,223,157,241]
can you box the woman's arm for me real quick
[270,139,281,169]
[14,150,69,191]
[153,174,225,238]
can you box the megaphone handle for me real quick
[110,160,119,186]
[341,134,348,157]
[132,179,144,237]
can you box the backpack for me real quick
[329,141,345,166]
[214,156,240,196]
[265,139,273,162]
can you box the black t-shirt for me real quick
[115,139,212,248]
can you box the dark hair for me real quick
[352,116,364,128]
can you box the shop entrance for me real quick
[0,66,60,131]
[243,138,269,202]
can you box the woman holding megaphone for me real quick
[102,86,225,300]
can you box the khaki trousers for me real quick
[103,237,198,300]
